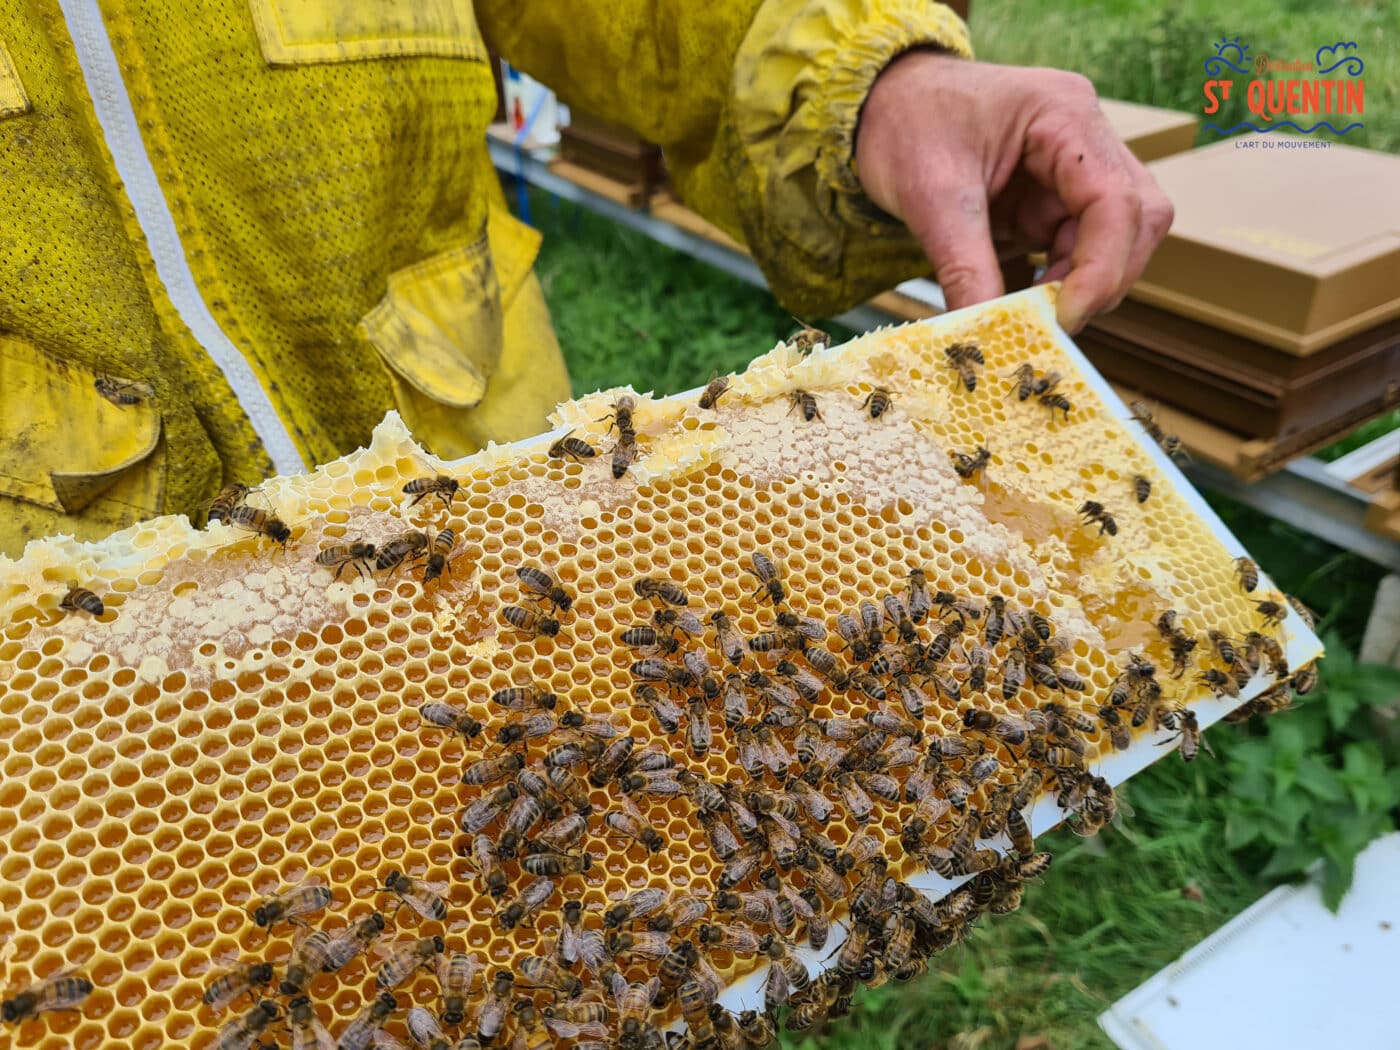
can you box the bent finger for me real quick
[903,179,1005,312]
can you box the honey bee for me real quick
[633,684,683,734]
[251,883,331,929]
[376,936,444,990]
[422,528,457,585]
[787,388,822,421]
[1168,708,1211,762]
[598,393,637,432]
[1234,556,1260,593]
[499,792,546,857]
[284,995,335,1050]
[860,386,894,418]
[549,429,597,462]
[1009,363,1037,401]
[1207,630,1237,668]
[462,751,523,787]
[532,812,589,854]
[1255,599,1286,628]
[983,595,1007,647]
[952,445,991,480]
[834,613,871,662]
[1197,668,1240,699]
[701,611,746,666]
[586,736,637,789]
[404,1006,451,1050]
[1291,662,1318,696]
[788,323,830,354]
[1133,474,1152,504]
[1,970,93,1026]
[963,706,1032,747]
[621,625,681,656]
[1287,593,1316,630]
[214,999,281,1050]
[612,972,661,1049]
[490,684,558,712]
[202,959,275,1012]
[1097,705,1131,751]
[944,341,984,391]
[604,886,667,928]
[58,583,104,617]
[383,871,448,923]
[675,978,720,1049]
[1039,392,1072,420]
[375,529,430,575]
[228,503,293,547]
[475,971,514,1045]
[92,372,149,406]
[1244,630,1288,675]
[519,955,585,998]
[542,997,609,1033]
[494,712,558,748]
[318,911,386,975]
[206,483,251,525]
[522,850,594,877]
[498,878,555,931]
[684,698,713,759]
[1078,500,1118,536]
[515,565,572,611]
[500,604,561,638]
[999,650,1028,702]
[699,372,731,410]
[315,541,377,581]
[633,576,691,607]
[605,796,665,853]
[279,929,334,994]
[611,428,639,479]
[438,951,490,1024]
[746,550,786,606]
[403,474,459,509]
[460,783,519,834]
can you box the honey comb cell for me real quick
[0,286,1320,1049]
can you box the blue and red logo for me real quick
[1202,36,1365,135]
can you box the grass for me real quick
[522,4,1397,1044]
[972,0,1400,151]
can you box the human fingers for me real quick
[1114,142,1175,303]
[1022,92,1143,331]
[901,174,1005,311]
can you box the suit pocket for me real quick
[0,36,31,117]
[0,335,164,521]
[359,206,543,458]
[248,0,486,65]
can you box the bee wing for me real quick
[369,1033,408,1050]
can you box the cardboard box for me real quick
[1082,299,1400,452]
[1133,138,1400,355]
[1099,99,1198,162]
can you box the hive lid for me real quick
[1098,98,1199,163]
[1132,137,1400,355]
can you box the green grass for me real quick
[523,5,1398,1044]
[972,0,1400,151]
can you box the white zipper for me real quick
[57,0,308,477]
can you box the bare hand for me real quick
[855,51,1173,333]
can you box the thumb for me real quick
[903,182,1005,311]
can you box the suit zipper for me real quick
[56,0,307,477]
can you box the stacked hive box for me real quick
[0,286,1320,1050]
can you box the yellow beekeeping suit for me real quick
[0,0,968,557]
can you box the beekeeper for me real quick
[0,1,1171,556]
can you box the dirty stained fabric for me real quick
[0,0,969,557]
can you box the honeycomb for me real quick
[0,285,1321,1050]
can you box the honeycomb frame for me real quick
[0,285,1322,1049]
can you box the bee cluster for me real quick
[2,291,1323,1050]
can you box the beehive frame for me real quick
[0,285,1321,1049]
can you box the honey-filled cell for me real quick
[0,287,1318,1050]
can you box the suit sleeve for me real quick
[477,0,972,316]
